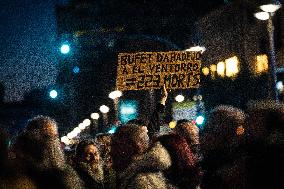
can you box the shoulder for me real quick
[144,141,172,170]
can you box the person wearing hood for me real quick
[12,115,84,189]
[200,105,247,189]
[111,124,174,189]
[245,101,284,189]
[0,127,37,189]
[156,133,202,189]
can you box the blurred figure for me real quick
[127,85,168,138]
[245,101,284,189]
[74,140,104,189]
[0,127,37,189]
[175,119,201,160]
[12,116,84,189]
[201,105,247,189]
[95,133,116,189]
[157,133,202,189]
[111,124,173,189]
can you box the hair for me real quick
[75,140,100,160]
[127,118,148,126]
[95,133,112,160]
[157,133,201,188]
[205,105,245,137]
[202,105,246,153]
[95,133,112,145]
[175,119,197,145]
[110,124,143,173]
[25,115,57,137]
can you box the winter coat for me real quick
[74,162,105,189]
[13,132,85,189]
[0,174,37,189]
[201,148,247,189]
[246,131,284,189]
[118,142,176,189]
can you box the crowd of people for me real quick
[1,88,284,189]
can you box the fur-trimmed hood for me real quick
[119,142,176,189]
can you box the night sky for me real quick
[0,0,65,102]
[0,0,226,102]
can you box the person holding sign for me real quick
[127,85,168,138]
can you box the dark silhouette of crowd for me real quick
[1,87,284,188]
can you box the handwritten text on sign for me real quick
[116,51,201,90]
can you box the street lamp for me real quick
[255,1,281,102]
[91,113,100,120]
[60,44,70,54]
[108,90,122,99]
[49,90,58,99]
[109,90,122,121]
[100,105,110,128]
[90,113,100,135]
[185,46,206,53]
[175,95,185,102]
[100,105,110,114]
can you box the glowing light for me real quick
[108,127,117,134]
[60,44,70,54]
[78,123,86,130]
[73,127,81,134]
[91,113,100,120]
[236,126,245,136]
[276,81,283,92]
[260,4,281,13]
[185,46,206,53]
[210,64,217,72]
[73,66,80,74]
[83,119,91,126]
[67,131,77,139]
[254,11,270,20]
[61,136,69,144]
[217,62,225,77]
[70,131,78,137]
[119,100,138,123]
[100,105,109,114]
[49,90,58,99]
[255,54,269,75]
[175,95,185,102]
[121,107,136,114]
[109,90,122,99]
[202,67,210,76]
[196,115,205,125]
[225,56,239,77]
[169,121,176,129]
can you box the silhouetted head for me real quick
[201,105,246,153]
[111,124,149,173]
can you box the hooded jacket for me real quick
[118,142,177,189]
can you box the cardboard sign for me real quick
[116,51,201,90]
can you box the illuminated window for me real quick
[169,121,177,129]
[255,54,268,75]
[217,62,225,77]
[225,56,239,77]
[210,64,217,72]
